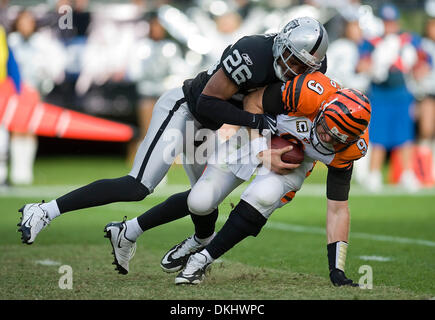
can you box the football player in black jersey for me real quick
[17,17,328,276]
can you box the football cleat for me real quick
[174,252,212,285]
[161,234,211,273]
[104,217,136,275]
[17,202,50,244]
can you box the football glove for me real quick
[252,113,278,135]
[329,268,359,287]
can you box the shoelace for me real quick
[183,253,207,276]
[172,236,202,259]
[34,206,50,229]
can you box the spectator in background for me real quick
[359,3,430,192]
[0,0,12,33]
[8,9,67,185]
[126,11,188,164]
[326,19,369,92]
[416,17,435,181]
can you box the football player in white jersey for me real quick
[173,72,371,287]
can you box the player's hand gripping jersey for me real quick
[263,72,369,169]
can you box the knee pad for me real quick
[228,200,267,237]
[187,180,218,215]
[243,181,284,209]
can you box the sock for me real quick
[125,217,143,242]
[136,190,192,231]
[190,208,218,239]
[56,175,149,214]
[195,232,216,245]
[205,200,266,260]
[200,249,215,263]
[206,220,248,260]
[41,200,61,221]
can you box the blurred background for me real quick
[0,0,434,194]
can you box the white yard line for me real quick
[35,259,62,266]
[102,203,435,248]
[359,256,393,262]
[2,184,434,248]
[255,219,435,248]
[2,183,435,199]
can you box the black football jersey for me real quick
[182,34,279,128]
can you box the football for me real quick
[270,135,304,164]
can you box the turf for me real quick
[0,155,434,300]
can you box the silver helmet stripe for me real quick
[309,21,324,55]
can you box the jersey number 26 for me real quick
[223,49,253,85]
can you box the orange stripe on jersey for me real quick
[280,191,296,204]
[281,72,341,121]
[329,131,369,169]
[305,161,317,177]
[281,80,294,112]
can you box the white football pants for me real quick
[128,87,215,192]
[188,157,316,219]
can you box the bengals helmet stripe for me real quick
[327,100,369,126]
[310,88,371,155]
[347,88,370,104]
[324,101,368,142]
[325,109,365,136]
[336,90,371,114]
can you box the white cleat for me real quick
[175,252,212,285]
[161,234,214,273]
[104,217,136,275]
[17,202,50,245]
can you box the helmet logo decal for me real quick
[331,126,348,143]
[283,20,300,32]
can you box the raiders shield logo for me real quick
[296,120,308,133]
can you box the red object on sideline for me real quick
[388,146,434,187]
[0,80,134,142]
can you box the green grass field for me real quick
[0,155,434,300]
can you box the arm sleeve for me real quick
[196,94,256,128]
[262,82,286,115]
[326,164,353,201]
